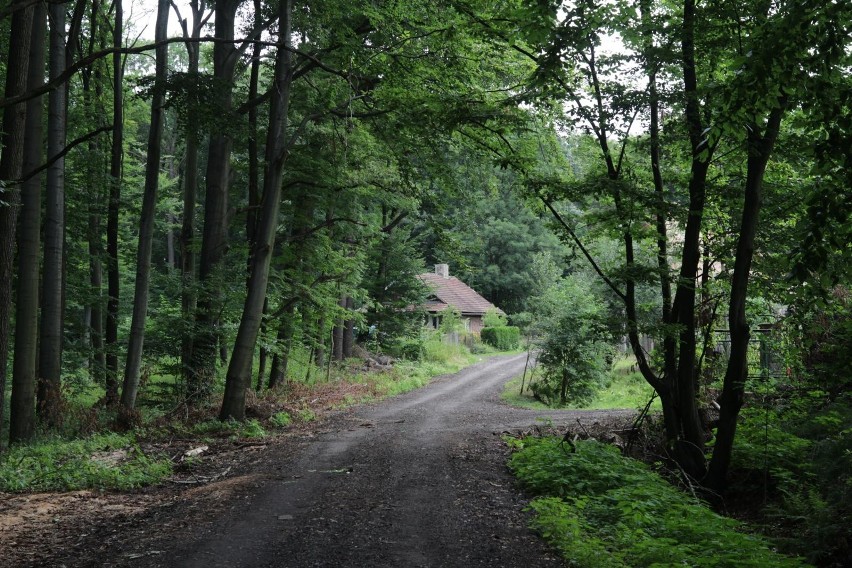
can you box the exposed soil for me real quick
[1,354,636,567]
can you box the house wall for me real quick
[468,316,485,334]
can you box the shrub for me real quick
[483,307,508,327]
[480,326,520,350]
[528,274,613,406]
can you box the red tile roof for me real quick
[418,272,502,316]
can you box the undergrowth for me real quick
[729,398,852,566]
[0,432,172,492]
[508,436,806,567]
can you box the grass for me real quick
[501,354,661,411]
[0,432,172,492]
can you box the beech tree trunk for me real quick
[0,2,34,442]
[268,306,295,389]
[119,0,169,419]
[105,0,124,405]
[665,0,713,479]
[221,0,293,420]
[178,0,207,387]
[343,297,355,358]
[333,296,345,361]
[10,3,46,443]
[38,0,69,427]
[189,0,241,401]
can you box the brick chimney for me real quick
[434,264,449,279]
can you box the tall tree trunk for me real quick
[705,105,785,493]
[640,0,677,438]
[0,2,34,442]
[333,297,345,361]
[246,0,262,255]
[166,216,176,270]
[38,0,69,427]
[221,0,293,420]
[119,0,169,420]
[256,298,268,392]
[177,0,206,388]
[80,0,107,391]
[10,3,46,443]
[247,0,263,390]
[268,305,295,389]
[189,0,240,401]
[105,0,124,405]
[666,0,713,479]
[343,296,354,358]
[89,211,106,385]
[314,317,326,370]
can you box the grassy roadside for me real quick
[501,354,661,411]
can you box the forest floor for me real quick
[1,354,636,567]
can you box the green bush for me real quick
[480,325,520,350]
[508,437,805,567]
[387,337,424,361]
[528,275,613,406]
[483,307,508,327]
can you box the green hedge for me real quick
[481,326,520,350]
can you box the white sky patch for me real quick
[132,0,194,40]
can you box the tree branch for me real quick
[16,125,113,184]
[541,198,627,301]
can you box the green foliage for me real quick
[422,331,469,363]
[530,274,614,406]
[731,401,852,565]
[362,227,428,349]
[187,418,267,440]
[0,433,172,492]
[508,437,805,567]
[482,307,508,328]
[480,326,520,351]
[296,409,316,423]
[439,306,463,334]
[385,336,425,361]
[502,357,660,411]
[270,412,292,428]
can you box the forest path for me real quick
[126,354,635,568]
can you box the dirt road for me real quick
[61,354,635,567]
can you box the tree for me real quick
[506,0,852,490]
[221,0,293,420]
[105,0,125,405]
[10,2,45,443]
[188,0,242,401]
[120,0,170,420]
[531,274,613,406]
[0,0,34,446]
[37,0,70,427]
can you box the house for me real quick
[418,264,503,334]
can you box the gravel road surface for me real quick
[110,354,635,568]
